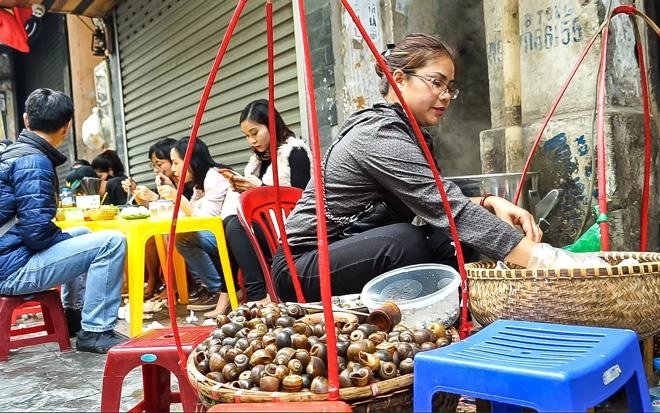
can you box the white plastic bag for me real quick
[82,107,106,151]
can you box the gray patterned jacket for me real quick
[285,102,524,260]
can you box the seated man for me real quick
[0,88,127,354]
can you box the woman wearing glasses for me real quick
[271,33,603,303]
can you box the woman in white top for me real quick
[157,137,230,310]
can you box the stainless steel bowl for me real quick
[445,172,539,210]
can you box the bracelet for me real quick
[480,193,494,207]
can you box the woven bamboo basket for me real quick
[466,251,660,339]
[187,353,437,411]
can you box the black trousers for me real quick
[271,223,474,303]
[218,215,268,301]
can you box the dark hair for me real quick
[72,159,91,168]
[173,138,227,190]
[375,33,456,96]
[91,149,125,176]
[24,88,74,133]
[239,99,295,159]
[148,137,177,161]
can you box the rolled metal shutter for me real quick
[115,0,301,184]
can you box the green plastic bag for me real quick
[562,206,607,253]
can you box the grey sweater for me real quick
[285,102,524,260]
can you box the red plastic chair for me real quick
[236,186,303,303]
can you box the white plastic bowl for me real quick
[360,263,461,328]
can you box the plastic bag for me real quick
[82,107,106,151]
[528,242,609,269]
[562,206,606,253]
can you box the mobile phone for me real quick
[219,168,238,179]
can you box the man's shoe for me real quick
[64,308,82,338]
[187,285,208,302]
[186,291,219,311]
[76,330,129,354]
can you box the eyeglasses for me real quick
[404,71,460,100]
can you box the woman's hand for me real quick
[226,173,262,193]
[481,195,543,242]
[121,177,136,194]
[157,184,176,200]
[134,185,159,203]
[155,172,175,188]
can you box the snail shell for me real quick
[310,376,329,394]
[235,337,250,352]
[264,343,279,357]
[349,367,372,387]
[206,371,225,382]
[358,351,381,371]
[337,356,347,371]
[413,329,435,345]
[292,322,313,337]
[291,333,310,350]
[250,364,266,384]
[420,341,437,351]
[215,314,230,326]
[233,353,250,371]
[356,323,379,336]
[301,374,312,389]
[222,337,238,347]
[339,368,352,388]
[310,343,327,362]
[275,331,292,348]
[436,336,451,347]
[276,315,296,328]
[261,332,277,347]
[275,347,296,365]
[428,322,446,339]
[293,348,311,368]
[238,370,252,382]
[195,352,210,374]
[373,349,393,363]
[224,347,241,363]
[265,363,289,381]
[260,375,280,392]
[306,356,327,377]
[287,358,304,375]
[209,353,226,372]
[220,322,243,338]
[350,330,367,341]
[286,304,306,318]
[336,340,350,358]
[399,358,414,375]
[398,331,415,343]
[312,323,325,337]
[377,361,397,380]
[368,331,388,344]
[396,342,415,360]
[250,349,273,366]
[222,362,239,381]
[281,374,303,392]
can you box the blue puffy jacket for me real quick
[0,130,72,280]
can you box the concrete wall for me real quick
[0,50,18,141]
[66,15,105,163]
[481,0,659,250]
[331,0,492,176]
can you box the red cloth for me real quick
[0,7,32,53]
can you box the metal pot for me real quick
[445,172,539,211]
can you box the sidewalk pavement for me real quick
[0,301,195,412]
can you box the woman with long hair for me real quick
[157,137,231,311]
[202,99,312,318]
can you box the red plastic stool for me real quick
[0,290,72,362]
[207,401,353,412]
[101,326,214,413]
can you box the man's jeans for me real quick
[175,231,223,293]
[60,227,90,310]
[0,230,126,333]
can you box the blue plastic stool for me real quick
[413,320,651,412]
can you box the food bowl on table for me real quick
[85,206,119,221]
[361,264,460,328]
[119,205,150,220]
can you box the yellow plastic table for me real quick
[56,215,237,336]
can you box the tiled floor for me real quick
[0,301,194,412]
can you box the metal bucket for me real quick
[445,172,539,210]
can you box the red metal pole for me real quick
[339,0,472,337]
[595,24,610,251]
[165,0,248,371]
[296,0,339,399]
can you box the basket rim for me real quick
[465,251,660,280]
[186,349,413,403]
